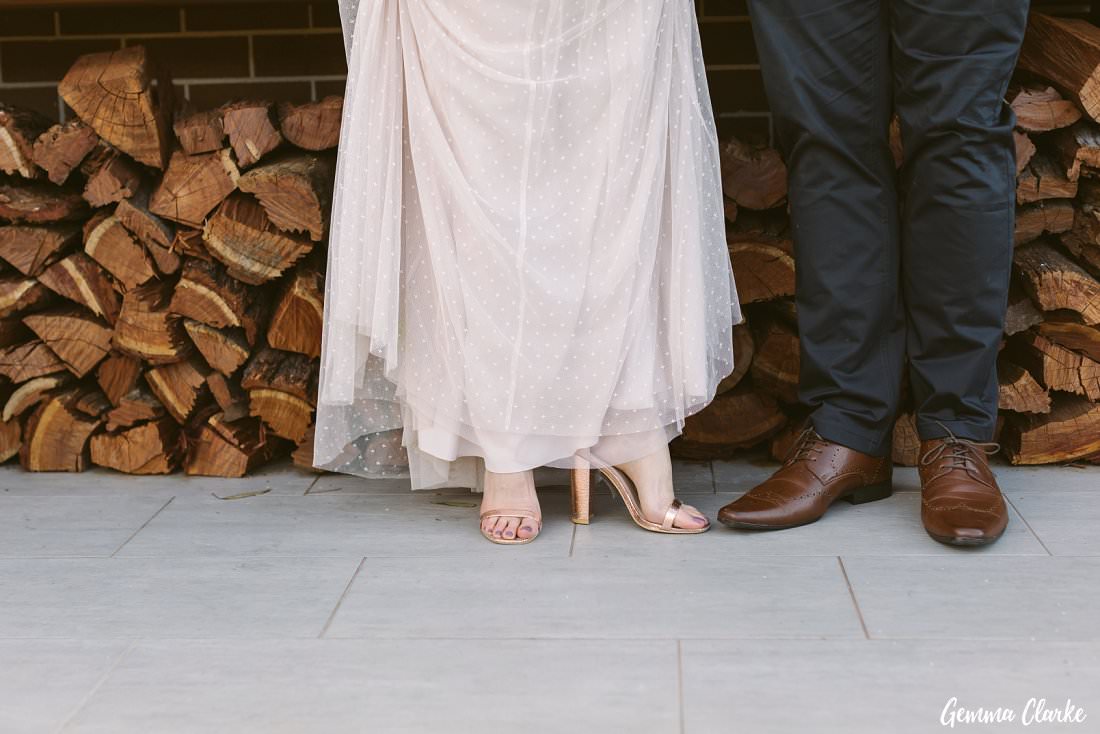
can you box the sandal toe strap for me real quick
[661,499,683,531]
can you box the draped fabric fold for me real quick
[316,0,742,489]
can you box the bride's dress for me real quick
[315,0,742,489]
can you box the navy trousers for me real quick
[747,0,1030,456]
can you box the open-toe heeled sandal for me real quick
[570,457,709,534]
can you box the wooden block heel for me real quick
[571,456,592,525]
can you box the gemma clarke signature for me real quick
[941,697,1088,727]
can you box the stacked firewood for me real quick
[673,12,1100,467]
[0,46,340,475]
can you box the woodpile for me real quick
[672,12,1100,467]
[3,16,1099,478]
[0,47,335,475]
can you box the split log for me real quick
[83,210,156,290]
[0,275,53,317]
[222,101,282,168]
[1052,122,1100,181]
[1016,155,1078,205]
[202,193,313,284]
[0,104,50,179]
[170,227,209,261]
[0,340,64,382]
[173,108,225,155]
[1015,200,1075,245]
[73,389,112,419]
[1009,85,1082,133]
[237,153,334,241]
[750,318,800,404]
[0,417,20,463]
[115,188,174,251]
[0,223,80,276]
[113,280,190,363]
[58,46,173,169]
[206,370,250,421]
[1014,241,1100,324]
[0,180,87,224]
[1037,317,1100,362]
[1003,394,1100,464]
[23,308,112,378]
[716,322,754,394]
[726,234,796,304]
[1017,13,1100,123]
[671,382,786,460]
[185,412,285,477]
[266,260,323,358]
[149,149,240,228]
[1014,131,1037,176]
[1063,206,1100,273]
[145,356,210,423]
[183,319,249,376]
[292,425,317,471]
[80,146,143,208]
[0,317,30,348]
[892,413,921,467]
[1012,330,1100,400]
[719,138,788,210]
[19,388,103,471]
[169,257,255,331]
[91,415,182,474]
[240,347,316,443]
[32,120,98,185]
[278,97,342,151]
[723,196,738,224]
[2,373,72,422]
[997,358,1052,414]
[37,252,121,324]
[1005,280,1045,336]
[104,384,165,431]
[96,352,142,406]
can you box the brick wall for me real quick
[0,0,1092,146]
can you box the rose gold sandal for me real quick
[479,509,542,545]
[570,455,709,534]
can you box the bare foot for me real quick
[480,469,541,542]
[615,447,709,529]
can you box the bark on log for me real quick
[19,388,102,471]
[719,138,788,210]
[113,280,191,363]
[1017,13,1100,123]
[32,120,98,185]
[149,149,240,228]
[58,46,173,169]
[237,153,334,241]
[0,180,87,224]
[278,97,342,151]
[202,193,313,284]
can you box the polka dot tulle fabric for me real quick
[316,0,742,489]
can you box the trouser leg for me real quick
[747,0,905,456]
[891,0,1029,442]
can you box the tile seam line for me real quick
[318,556,367,638]
[1004,494,1054,556]
[55,638,137,734]
[108,496,175,558]
[837,556,872,640]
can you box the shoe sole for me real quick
[925,530,1005,547]
[718,481,893,531]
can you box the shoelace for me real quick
[784,426,828,466]
[918,422,999,472]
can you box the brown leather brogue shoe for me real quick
[919,432,1007,547]
[717,427,892,530]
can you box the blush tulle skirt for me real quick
[315,0,742,489]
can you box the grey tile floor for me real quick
[1,456,1098,733]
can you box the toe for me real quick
[501,517,520,540]
[516,517,539,540]
[491,517,506,538]
[675,503,709,529]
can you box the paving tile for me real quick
[572,490,1045,559]
[65,638,678,734]
[1008,490,1100,556]
[993,464,1100,494]
[325,555,862,640]
[116,491,573,558]
[0,640,129,734]
[0,557,358,639]
[0,459,317,498]
[0,496,170,558]
[842,556,1100,640]
[681,639,1100,734]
